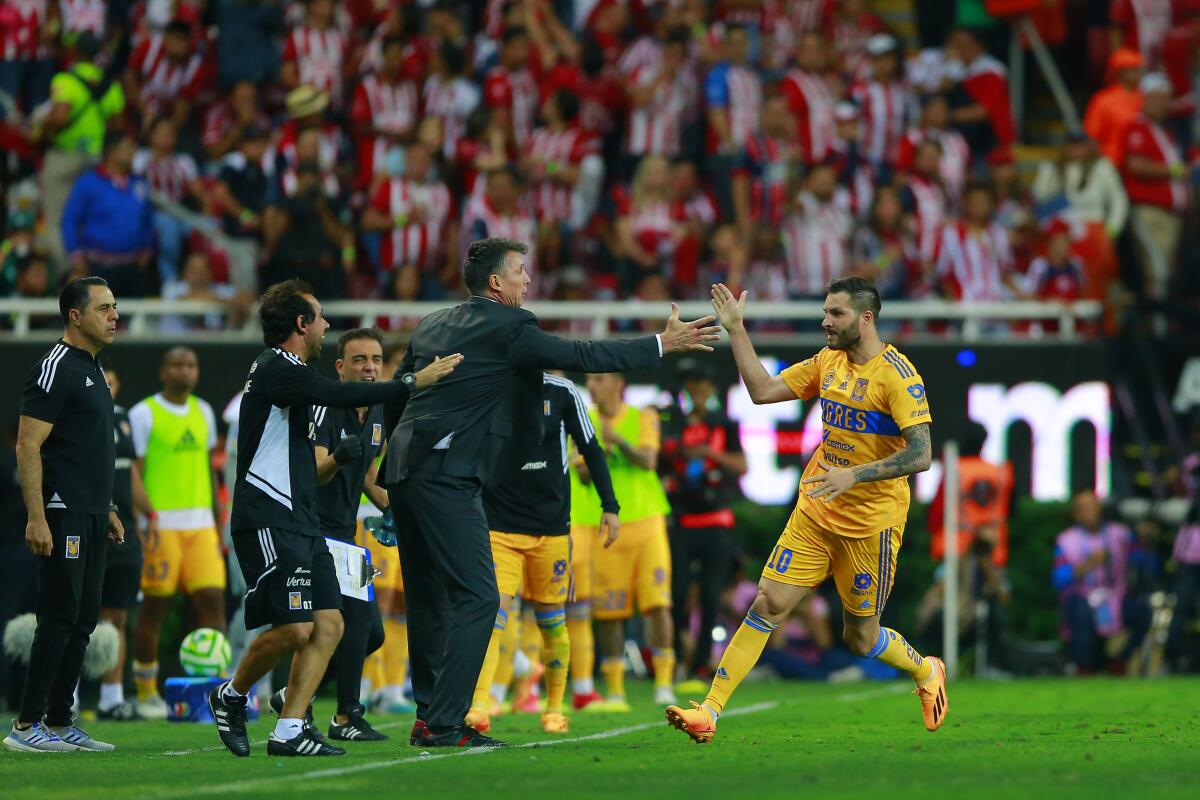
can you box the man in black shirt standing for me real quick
[209,280,459,759]
[7,277,123,754]
[468,371,620,735]
[268,327,392,743]
[659,359,746,681]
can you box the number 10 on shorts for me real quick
[767,545,793,573]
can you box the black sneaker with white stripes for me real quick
[269,685,331,745]
[209,683,250,757]
[328,704,388,742]
[267,726,346,757]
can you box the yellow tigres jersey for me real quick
[781,344,932,538]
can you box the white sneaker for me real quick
[51,723,115,751]
[654,685,678,706]
[136,695,169,720]
[3,721,77,752]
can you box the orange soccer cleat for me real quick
[465,705,492,733]
[540,712,570,734]
[665,701,716,744]
[914,656,949,732]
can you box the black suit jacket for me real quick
[383,296,661,486]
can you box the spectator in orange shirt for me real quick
[1083,48,1144,164]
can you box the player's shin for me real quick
[383,615,409,692]
[868,628,934,683]
[474,608,508,709]
[535,608,570,714]
[567,602,595,695]
[492,608,522,703]
[703,610,778,717]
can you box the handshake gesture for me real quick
[658,303,722,354]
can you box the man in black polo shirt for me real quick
[209,280,460,758]
[467,371,620,735]
[658,358,746,681]
[6,277,123,754]
[268,327,391,743]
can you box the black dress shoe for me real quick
[410,718,430,746]
[422,725,506,748]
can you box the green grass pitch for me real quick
[3,677,1197,800]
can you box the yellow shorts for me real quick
[762,506,903,617]
[141,526,227,597]
[569,524,597,603]
[355,521,403,592]
[489,531,571,605]
[592,515,671,620]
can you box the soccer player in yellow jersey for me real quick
[667,277,949,743]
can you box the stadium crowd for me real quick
[1,0,1198,330]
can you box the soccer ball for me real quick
[179,628,232,678]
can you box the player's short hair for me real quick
[463,238,529,294]
[383,336,409,364]
[553,89,580,122]
[259,279,317,347]
[503,26,528,45]
[59,276,109,325]
[439,41,467,76]
[337,327,384,360]
[826,276,881,318]
[960,420,988,457]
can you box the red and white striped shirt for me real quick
[616,191,681,258]
[59,0,105,38]
[896,127,970,200]
[829,11,887,81]
[779,69,835,164]
[617,36,662,81]
[763,0,830,71]
[201,102,272,151]
[350,74,419,184]
[132,149,197,203]
[1110,0,1173,70]
[275,120,343,174]
[1122,114,1188,211]
[705,63,762,153]
[626,65,686,157]
[851,79,912,167]
[526,125,598,222]
[462,193,538,288]
[484,64,539,145]
[781,191,853,297]
[423,74,481,158]
[129,34,204,118]
[0,0,47,62]
[905,174,948,264]
[284,26,350,109]
[371,177,455,271]
[935,221,1011,301]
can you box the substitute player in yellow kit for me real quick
[667,277,948,743]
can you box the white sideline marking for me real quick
[834,683,911,702]
[157,701,779,797]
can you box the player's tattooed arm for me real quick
[852,423,933,483]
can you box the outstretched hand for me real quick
[659,303,721,354]
[414,353,464,389]
[710,283,747,331]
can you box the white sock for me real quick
[222,681,247,700]
[490,684,508,704]
[573,678,594,695]
[513,650,532,678]
[99,683,124,711]
[274,718,304,739]
[702,703,720,721]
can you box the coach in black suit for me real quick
[383,238,718,746]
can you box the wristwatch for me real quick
[400,372,417,389]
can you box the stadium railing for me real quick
[0,298,1103,341]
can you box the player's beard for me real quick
[828,320,862,351]
[306,335,323,362]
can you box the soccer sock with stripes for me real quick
[383,615,409,691]
[600,657,625,700]
[536,609,570,715]
[651,648,676,689]
[99,682,124,711]
[521,606,543,665]
[567,602,595,695]
[474,608,508,709]
[492,608,522,700]
[133,660,159,702]
[869,628,934,683]
[703,610,778,717]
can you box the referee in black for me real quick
[6,277,123,754]
[268,327,392,742]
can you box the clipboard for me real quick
[324,537,378,601]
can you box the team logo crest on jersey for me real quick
[859,599,872,610]
[908,384,926,404]
[120,420,131,437]
[851,379,869,402]
[544,400,551,416]
[66,536,80,559]
[821,370,837,390]
[371,423,382,446]
[288,592,302,610]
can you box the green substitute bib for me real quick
[142,396,213,513]
[571,405,670,526]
